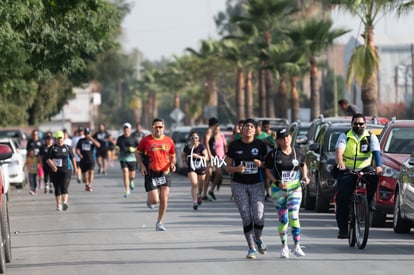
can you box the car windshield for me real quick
[384,128,414,154]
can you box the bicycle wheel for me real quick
[355,194,370,249]
[348,201,356,247]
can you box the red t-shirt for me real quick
[137,134,175,172]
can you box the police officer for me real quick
[335,113,383,239]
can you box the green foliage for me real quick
[0,0,129,126]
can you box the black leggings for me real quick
[51,170,71,196]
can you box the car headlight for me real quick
[382,164,400,179]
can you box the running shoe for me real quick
[294,245,305,257]
[62,202,69,211]
[202,195,212,201]
[197,195,202,205]
[124,191,131,198]
[85,185,93,192]
[56,204,63,211]
[146,200,155,209]
[29,190,36,196]
[208,191,216,201]
[280,245,290,259]
[193,203,198,210]
[130,180,135,190]
[155,222,166,231]
[44,188,48,194]
[246,248,257,259]
[255,239,267,255]
[77,178,81,184]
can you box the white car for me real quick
[170,126,192,174]
[0,138,27,189]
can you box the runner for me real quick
[46,130,77,211]
[136,118,176,231]
[225,118,268,259]
[115,123,139,198]
[71,127,85,184]
[39,132,54,194]
[93,123,110,175]
[76,128,100,192]
[181,131,208,210]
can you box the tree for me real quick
[287,18,348,120]
[231,0,298,117]
[333,0,414,115]
[0,0,129,125]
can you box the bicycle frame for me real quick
[347,169,374,249]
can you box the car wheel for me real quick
[371,210,386,227]
[1,194,11,263]
[0,213,6,274]
[393,190,411,233]
[315,175,330,213]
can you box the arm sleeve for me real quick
[372,150,382,166]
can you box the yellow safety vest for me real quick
[343,129,372,169]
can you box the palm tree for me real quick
[333,0,414,115]
[186,39,226,122]
[231,0,297,117]
[287,18,348,119]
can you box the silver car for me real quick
[394,152,414,233]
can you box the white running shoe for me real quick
[294,245,306,257]
[280,245,290,259]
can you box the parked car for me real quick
[170,126,192,174]
[0,128,28,148]
[393,152,414,233]
[305,115,387,149]
[372,119,414,227]
[304,121,384,212]
[289,120,311,148]
[0,144,13,273]
[0,138,27,189]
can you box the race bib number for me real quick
[152,176,167,187]
[241,161,258,174]
[281,170,298,183]
[53,159,63,167]
[82,143,92,151]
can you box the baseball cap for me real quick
[123,122,132,129]
[45,132,53,139]
[54,130,64,139]
[276,127,291,139]
[84,128,91,134]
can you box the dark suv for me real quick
[304,121,384,212]
[371,119,414,227]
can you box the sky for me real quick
[121,1,414,61]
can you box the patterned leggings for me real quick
[272,186,302,245]
[231,181,265,249]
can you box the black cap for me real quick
[45,132,53,139]
[276,127,291,139]
[208,117,219,127]
[243,118,258,128]
[84,128,91,135]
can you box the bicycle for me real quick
[346,168,376,249]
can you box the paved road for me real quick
[5,163,414,275]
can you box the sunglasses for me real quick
[353,122,365,127]
[153,126,164,129]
